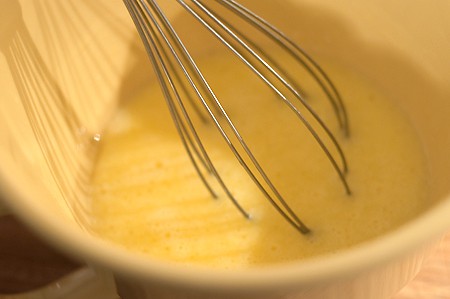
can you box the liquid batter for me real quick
[89,53,430,269]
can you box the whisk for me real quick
[122,0,351,234]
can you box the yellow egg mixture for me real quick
[89,53,430,269]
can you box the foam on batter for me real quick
[89,52,430,269]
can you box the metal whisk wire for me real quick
[122,0,351,234]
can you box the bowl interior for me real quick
[0,0,449,290]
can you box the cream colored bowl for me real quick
[0,1,449,298]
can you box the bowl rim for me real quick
[1,169,450,292]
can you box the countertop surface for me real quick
[394,232,450,299]
[0,215,449,298]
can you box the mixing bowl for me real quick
[0,0,449,298]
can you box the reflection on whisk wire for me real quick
[123,0,351,234]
